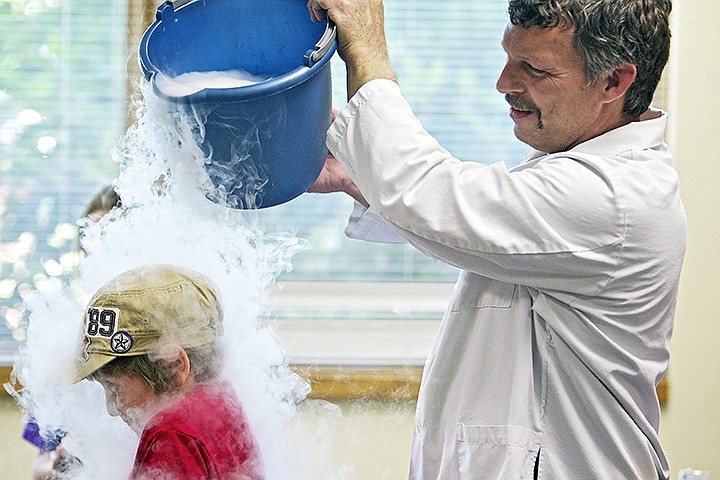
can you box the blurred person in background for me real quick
[81,185,120,223]
[25,184,120,479]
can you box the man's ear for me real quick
[603,62,637,104]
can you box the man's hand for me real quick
[308,107,369,207]
[307,0,397,99]
[309,150,369,208]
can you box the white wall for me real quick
[659,0,720,475]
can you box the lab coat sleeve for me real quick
[344,201,407,244]
[327,80,625,294]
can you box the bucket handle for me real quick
[303,19,336,67]
[166,0,191,9]
[159,0,334,67]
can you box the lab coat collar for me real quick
[521,109,668,163]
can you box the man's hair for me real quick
[94,342,222,395]
[508,0,672,117]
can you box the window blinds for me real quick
[263,0,526,282]
[1,0,670,358]
[0,0,128,359]
[0,0,556,358]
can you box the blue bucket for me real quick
[138,0,336,209]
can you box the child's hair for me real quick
[93,342,223,394]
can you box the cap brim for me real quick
[67,353,117,386]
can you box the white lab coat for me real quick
[328,80,686,479]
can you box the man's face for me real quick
[95,372,157,433]
[497,23,611,153]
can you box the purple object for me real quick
[22,418,64,451]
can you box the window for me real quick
[0,0,127,362]
[0,0,670,367]
[264,0,526,282]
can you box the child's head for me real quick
[72,264,224,430]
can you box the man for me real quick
[306,0,685,479]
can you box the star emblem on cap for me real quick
[110,331,133,354]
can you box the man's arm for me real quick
[307,0,397,99]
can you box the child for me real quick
[71,264,265,480]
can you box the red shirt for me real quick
[130,382,264,480]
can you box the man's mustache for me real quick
[505,94,539,114]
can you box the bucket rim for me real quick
[144,50,335,104]
[137,0,337,104]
